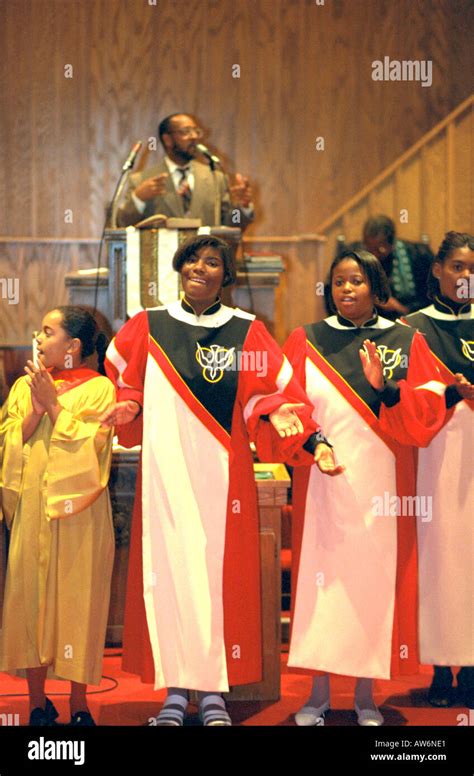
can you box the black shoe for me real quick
[29,697,59,726]
[69,710,96,726]
[457,667,474,709]
[427,666,454,708]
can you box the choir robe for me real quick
[0,368,115,685]
[404,298,474,665]
[283,313,448,680]
[105,299,316,691]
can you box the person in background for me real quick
[327,215,434,319]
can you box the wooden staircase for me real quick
[316,94,473,263]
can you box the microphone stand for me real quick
[110,171,132,230]
[209,156,222,227]
[93,143,142,317]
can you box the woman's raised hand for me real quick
[359,339,384,391]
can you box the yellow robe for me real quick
[0,373,115,685]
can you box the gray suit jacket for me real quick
[117,158,253,229]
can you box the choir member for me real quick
[0,307,115,726]
[365,231,474,709]
[102,235,339,726]
[283,250,446,726]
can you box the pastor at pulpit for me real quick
[117,113,254,229]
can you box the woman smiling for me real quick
[102,235,338,726]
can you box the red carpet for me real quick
[0,651,469,727]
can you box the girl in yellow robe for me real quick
[0,306,115,726]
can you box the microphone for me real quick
[196,143,221,166]
[122,141,142,172]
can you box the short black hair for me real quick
[427,231,474,299]
[363,215,396,245]
[326,249,391,313]
[158,113,195,144]
[172,235,236,287]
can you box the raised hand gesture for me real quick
[24,360,58,412]
[359,339,384,391]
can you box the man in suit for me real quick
[117,113,254,229]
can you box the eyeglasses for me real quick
[170,126,204,139]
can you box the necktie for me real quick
[177,167,191,214]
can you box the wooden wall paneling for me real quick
[50,1,91,239]
[1,1,35,237]
[243,1,302,237]
[198,0,243,171]
[86,0,159,240]
[280,237,326,336]
[299,2,333,236]
[0,243,26,346]
[342,199,370,245]
[0,3,8,238]
[368,177,396,222]
[446,0,474,109]
[277,1,307,236]
[1,0,472,239]
[282,240,309,337]
[0,240,99,346]
[446,122,455,229]
[231,1,275,237]
[395,157,422,241]
[323,221,344,274]
[31,0,60,237]
[22,243,76,341]
[422,134,448,253]
[452,109,473,232]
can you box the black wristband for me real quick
[377,379,401,407]
[445,384,463,409]
[303,432,332,456]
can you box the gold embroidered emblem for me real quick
[460,339,474,362]
[195,343,235,383]
[376,345,403,379]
